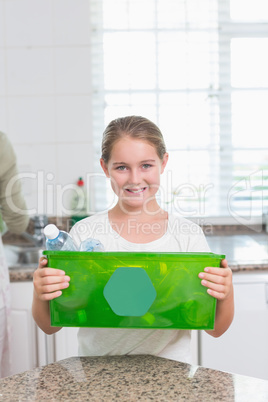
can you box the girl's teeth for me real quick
[128,188,144,193]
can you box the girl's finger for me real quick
[220,259,228,268]
[41,290,63,301]
[198,271,226,285]
[39,257,48,268]
[206,288,225,300]
[39,267,66,277]
[41,275,70,286]
[41,281,70,294]
[201,279,225,294]
[204,266,229,276]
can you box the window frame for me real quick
[89,0,268,227]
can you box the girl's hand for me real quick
[198,259,233,301]
[33,256,70,301]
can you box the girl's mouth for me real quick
[125,187,147,194]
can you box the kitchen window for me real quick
[89,0,268,225]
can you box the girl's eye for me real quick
[142,164,152,169]
[115,165,127,171]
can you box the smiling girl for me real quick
[32,116,234,363]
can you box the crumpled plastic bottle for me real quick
[79,238,104,252]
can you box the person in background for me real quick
[32,116,234,363]
[0,132,29,377]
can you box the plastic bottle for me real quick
[44,224,78,251]
[79,238,104,252]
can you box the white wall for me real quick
[0,0,95,216]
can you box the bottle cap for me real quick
[77,177,84,186]
[44,224,59,240]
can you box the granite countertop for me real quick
[206,232,268,271]
[8,232,268,282]
[1,355,268,401]
[9,266,36,282]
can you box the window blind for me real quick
[89,0,268,226]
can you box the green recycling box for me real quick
[44,251,225,330]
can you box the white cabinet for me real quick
[36,322,79,364]
[10,281,79,375]
[10,281,37,375]
[36,327,79,365]
[200,272,268,380]
[190,330,199,365]
[54,327,79,361]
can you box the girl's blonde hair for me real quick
[101,115,167,164]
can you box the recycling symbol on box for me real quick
[103,267,157,317]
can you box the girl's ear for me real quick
[160,152,169,174]
[100,158,110,178]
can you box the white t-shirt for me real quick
[70,212,210,363]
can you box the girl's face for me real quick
[100,137,168,213]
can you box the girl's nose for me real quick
[129,168,141,184]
